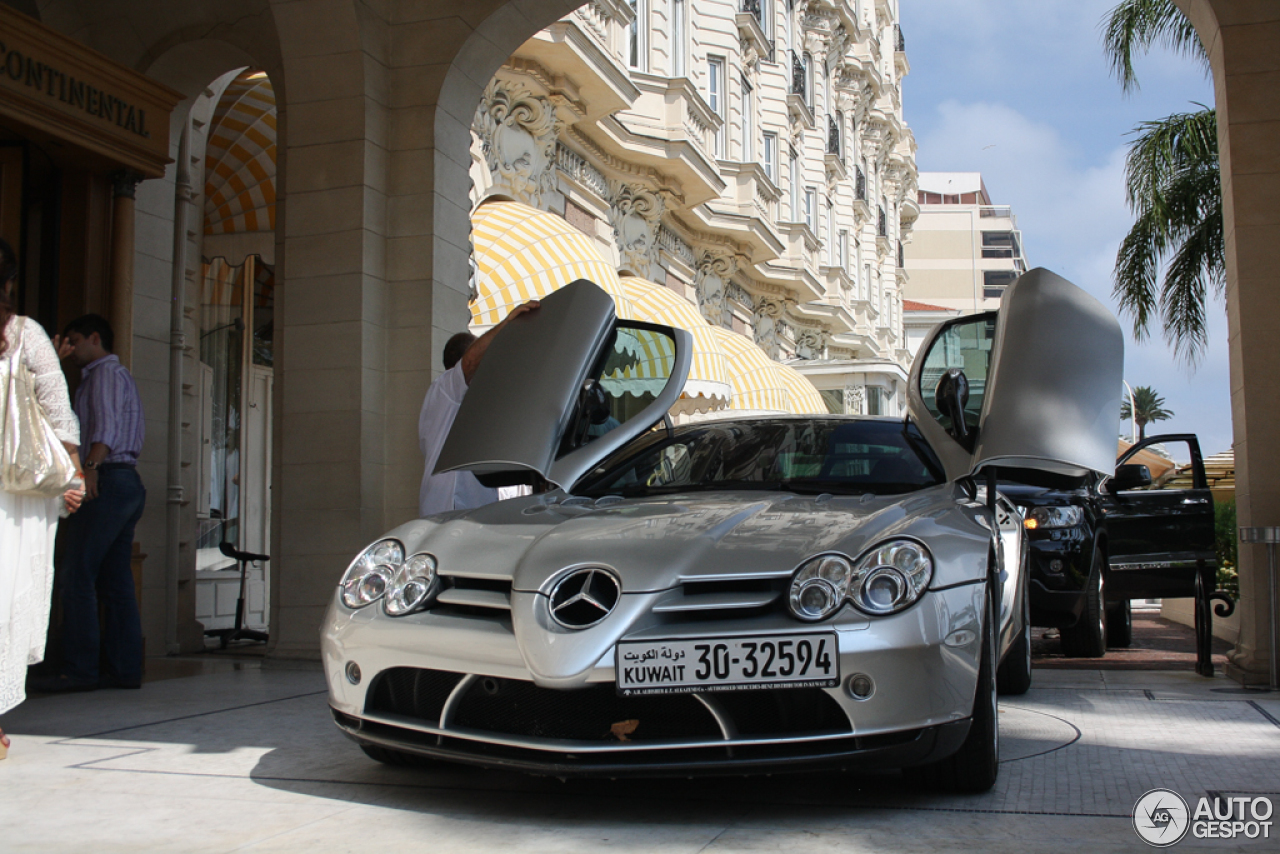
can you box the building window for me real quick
[867,386,884,416]
[763,132,778,182]
[820,389,843,415]
[741,75,754,162]
[671,0,686,77]
[789,147,799,221]
[760,0,774,49]
[802,52,813,106]
[981,231,1019,258]
[628,0,647,70]
[708,56,725,157]
[804,187,816,231]
[839,229,849,270]
[983,269,1018,299]
[826,197,835,265]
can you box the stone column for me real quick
[109,169,143,368]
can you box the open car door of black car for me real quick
[1103,434,1216,600]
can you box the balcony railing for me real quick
[855,167,866,200]
[895,24,905,53]
[897,240,904,268]
[790,50,805,97]
[827,116,839,156]
[742,0,762,20]
[878,206,888,237]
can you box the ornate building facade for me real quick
[469,0,919,416]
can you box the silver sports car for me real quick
[321,268,1123,793]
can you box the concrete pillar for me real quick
[109,169,143,367]
[1180,1,1280,684]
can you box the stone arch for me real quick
[1175,0,1280,684]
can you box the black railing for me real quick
[742,0,762,20]
[897,240,904,268]
[895,24,905,52]
[790,50,805,97]
[878,206,887,237]
[827,116,839,156]
[855,167,866,200]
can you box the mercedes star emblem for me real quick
[549,567,620,629]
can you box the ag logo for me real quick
[1134,789,1191,847]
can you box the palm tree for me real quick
[1102,0,1223,365]
[1120,385,1175,441]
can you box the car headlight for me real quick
[1025,505,1084,529]
[340,539,404,609]
[786,540,934,621]
[384,553,438,616]
[788,555,853,621]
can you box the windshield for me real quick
[575,418,946,497]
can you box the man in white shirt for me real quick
[418,301,538,516]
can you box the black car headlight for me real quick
[1025,506,1084,530]
[787,540,934,621]
[340,539,404,608]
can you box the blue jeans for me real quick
[61,465,146,684]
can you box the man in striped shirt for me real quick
[44,314,146,692]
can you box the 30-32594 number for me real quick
[615,632,839,695]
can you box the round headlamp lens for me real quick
[850,540,933,615]
[385,553,438,616]
[788,555,853,622]
[340,539,405,609]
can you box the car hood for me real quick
[392,486,989,595]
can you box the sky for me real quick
[898,0,1227,460]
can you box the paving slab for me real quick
[1,666,1278,853]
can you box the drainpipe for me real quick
[165,123,191,655]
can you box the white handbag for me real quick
[0,317,78,497]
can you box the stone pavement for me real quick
[1,663,1278,853]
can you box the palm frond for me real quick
[1101,0,1208,94]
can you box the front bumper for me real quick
[321,582,987,776]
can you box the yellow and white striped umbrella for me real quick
[617,276,731,409]
[470,201,632,327]
[205,70,276,235]
[773,363,828,414]
[707,327,791,414]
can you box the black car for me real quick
[1003,434,1216,657]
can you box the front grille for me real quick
[428,575,513,619]
[654,577,786,622]
[364,667,852,744]
[366,668,463,723]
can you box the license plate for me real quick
[615,632,840,696]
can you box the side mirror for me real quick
[1108,463,1152,493]
[935,368,971,442]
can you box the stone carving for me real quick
[752,296,788,359]
[794,328,828,360]
[844,384,865,415]
[695,252,736,327]
[474,80,562,207]
[609,184,665,277]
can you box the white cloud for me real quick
[913,99,1233,460]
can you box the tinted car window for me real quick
[576,419,945,497]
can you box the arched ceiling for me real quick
[204,70,276,235]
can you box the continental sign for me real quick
[0,6,181,177]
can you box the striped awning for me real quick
[618,276,731,409]
[470,201,633,327]
[205,70,276,235]
[773,363,828,414]
[708,327,791,414]
[601,326,677,398]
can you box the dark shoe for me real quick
[28,674,99,694]
[99,676,142,690]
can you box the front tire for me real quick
[910,585,999,793]
[997,577,1033,696]
[1061,547,1107,658]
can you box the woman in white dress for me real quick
[0,238,83,758]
